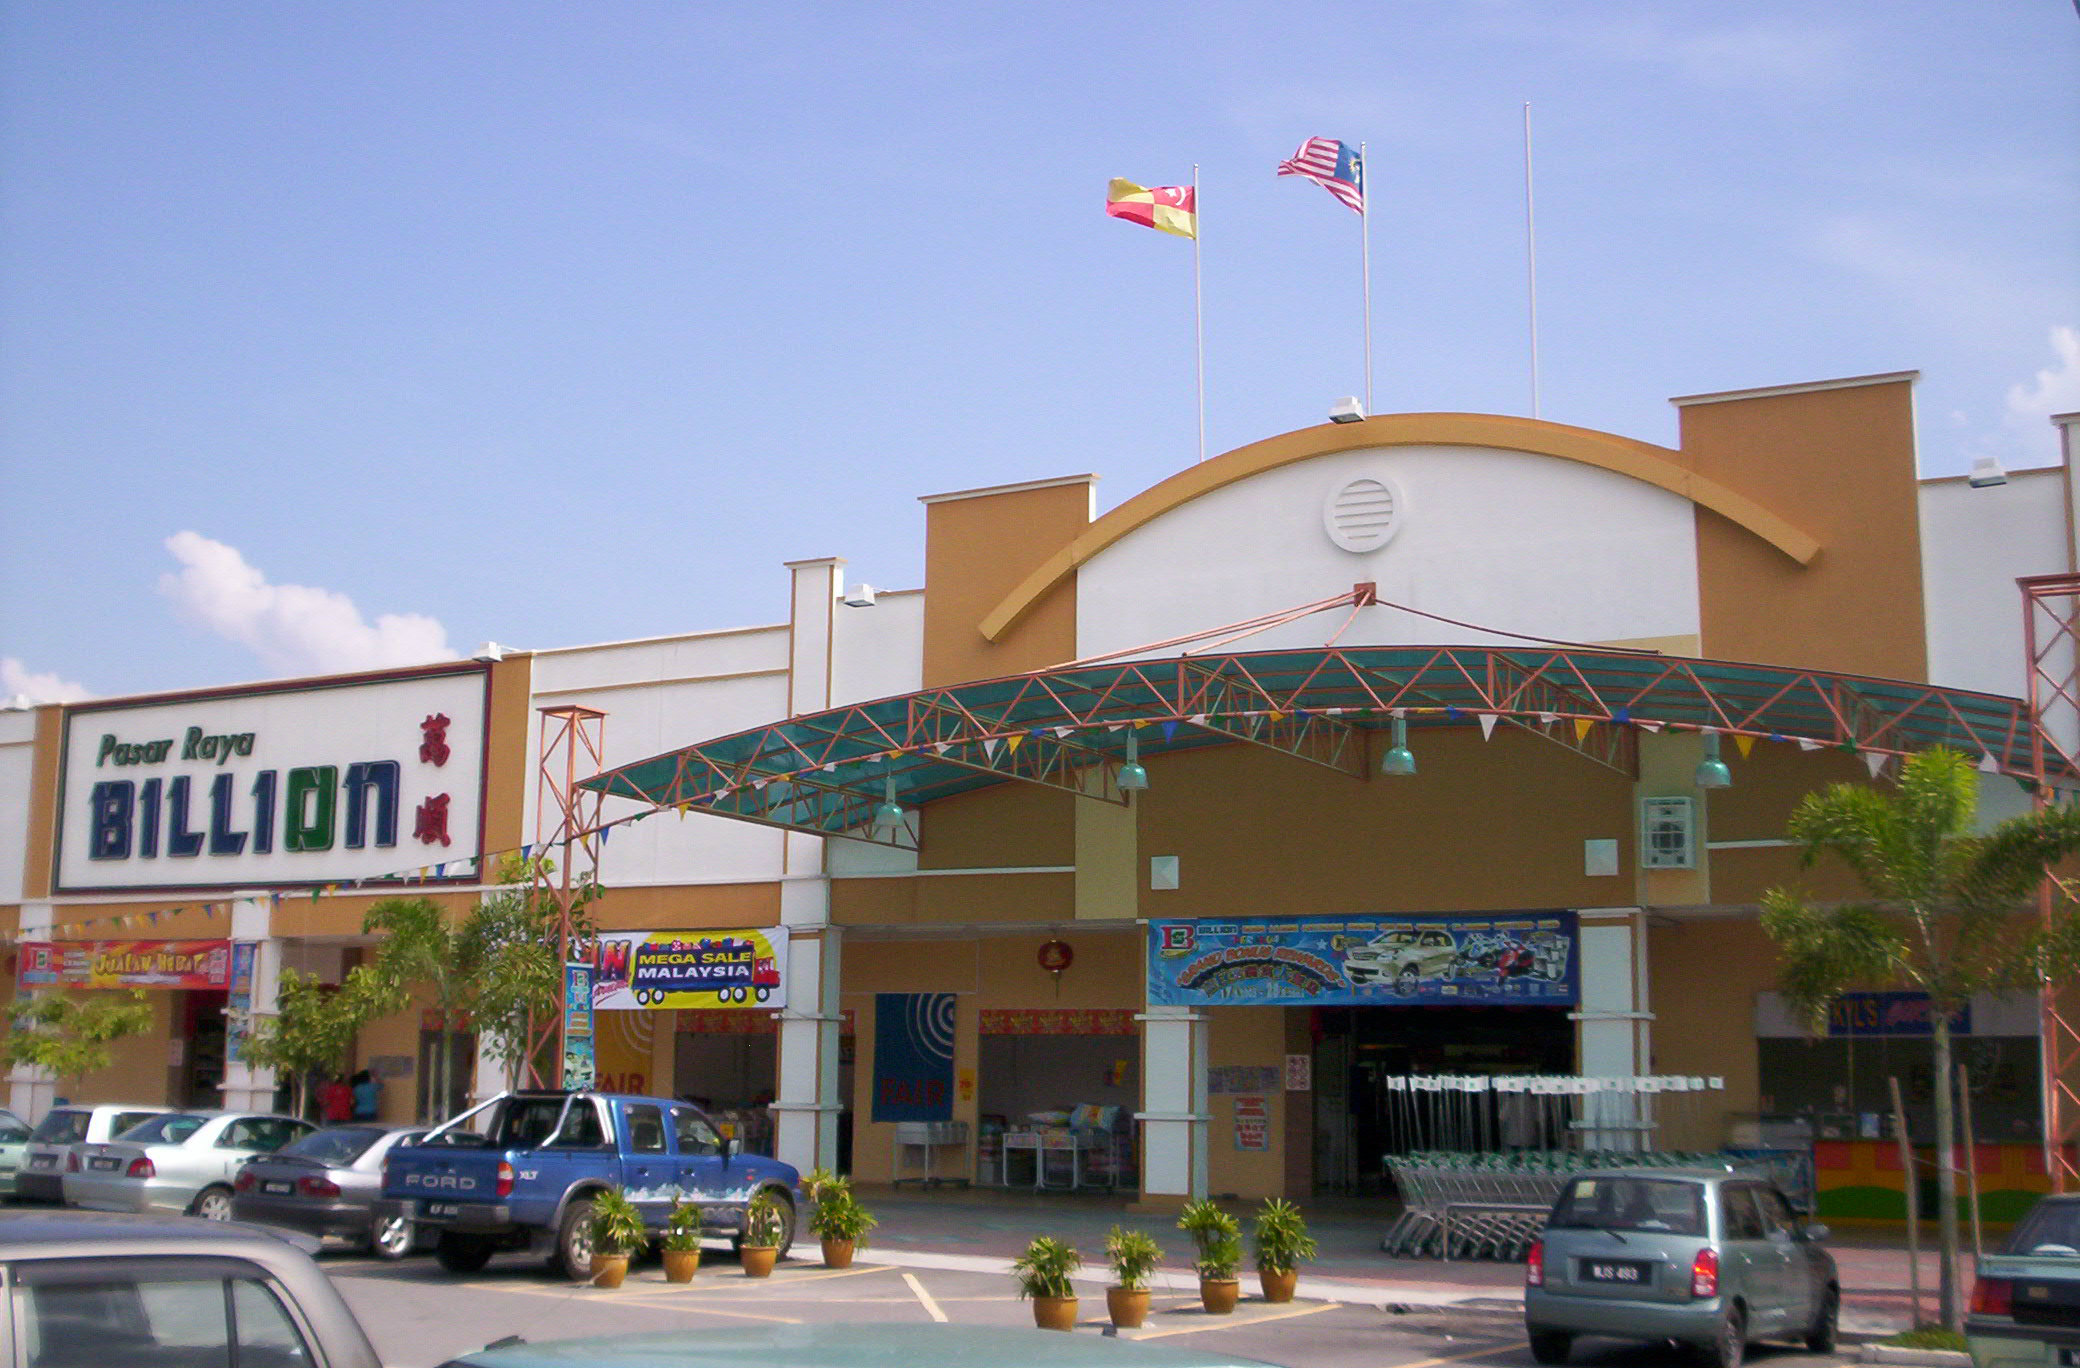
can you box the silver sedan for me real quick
[66,1111,313,1220]
[232,1124,426,1256]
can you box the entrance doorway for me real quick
[174,990,228,1108]
[1311,1005,1573,1193]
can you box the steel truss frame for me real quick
[525,704,606,1089]
[583,643,2064,852]
[2022,573,2080,1193]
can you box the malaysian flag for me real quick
[1277,137,1364,213]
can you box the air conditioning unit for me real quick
[1640,796,1696,870]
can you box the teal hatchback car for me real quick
[1523,1167,1838,1367]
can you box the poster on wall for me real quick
[591,929,786,1010]
[1233,1094,1271,1151]
[1147,912,1579,1008]
[225,942,257,1063]
[18,939,231,991]
[872,992,955,1122]
[53,665,490,893]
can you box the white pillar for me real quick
[1572,907,1654,1150]
[773,878,842,1175]
[7,901,56,1123]
[219,894,281,1112]
[1136,1006,1210,1199]
[470,1038,516,1104]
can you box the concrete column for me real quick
[1136,1006,1210,1199]
[1572,906,1653,1150]
[7,902,56,1123]
[218,894,280,1113]
[773,878,842,1175]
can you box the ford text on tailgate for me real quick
[377,1090,801,1280]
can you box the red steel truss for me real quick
[2023,572,2080,1192]
[523,705,606,1088]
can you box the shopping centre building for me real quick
[4,370,2078,1219]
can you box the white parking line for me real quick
[904,1272,949,1322]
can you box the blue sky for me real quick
[4,1,2077,703]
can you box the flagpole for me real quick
[1360,141,1373,414]
[1193,162,1206,464]
[1523,103,1541,420]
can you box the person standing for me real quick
[317,1075,353,1124]
[350,1069,379,1122]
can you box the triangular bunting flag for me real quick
[1444,706,1461,721]
[983,738,1000,760]
[1478,714,1498,740]
[1612,707,1631,725]
[1637,719,1663,733]
[1863,751,1887,778]
[1734,734,1755,759]
[1978,753,2001,774]
[1162,720,1179,741]
[1393,708,1407,721]
[1797,738,1823,751]
[1189,714,1207,726]
[1574,718,1595,742]
[1006,735,1024,755]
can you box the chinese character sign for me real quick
[1147,913,1579,1008]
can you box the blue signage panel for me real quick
[1147,912,1579,1008]
[872,992,956,1122]
[1826,991,1970,1037]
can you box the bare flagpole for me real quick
[1194,163,1207,463]
[1523,103,1541,420]
[1361,141,1373,414]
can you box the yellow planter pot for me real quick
[1199,1278,1240,1315]
[740,1245,779,1278]
[589,1254,629,1289]
[1106,1286,1151,1328]
[663,1249,701,1283]
[1258,1268,1298,1303]
[820,1238,855,1269]
[1031,1295,1079,1331]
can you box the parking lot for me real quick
[321,1245,1870,1368]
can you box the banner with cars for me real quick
[590,928,786,1010]
[1146,913,1578,1008]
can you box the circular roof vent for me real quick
[1323,475,1402,553]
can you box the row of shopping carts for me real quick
[1379,1149,1777,1262]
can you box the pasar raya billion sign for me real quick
[52,665,491,893]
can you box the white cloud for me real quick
[2007,325,2080,429]
[157,532,459,677]
[1,658,91,705]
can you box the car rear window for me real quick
[120,1115,208,1145]
[277,1127,383,1166]
[2005,1200,2080,1257]
[28,1111,88,1145]
[111,1111,164,1137]
[1549,1177,1707,1236]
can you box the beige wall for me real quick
[1681,377,1928,681]
[922,480,1090,688]
[1206,1005,1288,1199]
[1646,917,1779,1149]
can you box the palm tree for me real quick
[1762,746,2080,1331]
[363,897,478,1121]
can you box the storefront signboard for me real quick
[54,665,490,893]
[1826,992,1971,1037]
[1147,912,1579,1007]
[591,929,786,1010]
[873,992,955,1122]
[18,939,232,991]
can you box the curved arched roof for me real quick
[978,413,1821,642]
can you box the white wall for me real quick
[1919,468,2070,699]
[0,709,35,903]
[527,629,793,888]
[832,588,923,707]
[1076,445,1702,660]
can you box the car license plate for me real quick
[262,1180,293,1195]
[1580,1259,1653,1285]
[425,1201,460,1218]
[89,1157,119,1171]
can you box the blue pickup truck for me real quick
[375,1090,801,1280]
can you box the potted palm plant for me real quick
[807,1180,876,1269]
[662,1194,702,1283]
[1103,1224,1161,1328]
[1012,1235,1082,1331]
[1177,1197,1242,1314]
[738,1191,785,1278]
[1250,1198,1317,1303]
[584,1186,647,1289]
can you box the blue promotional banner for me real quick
[872,992,955,1122]
[561,961,596,1090]
[1147,913,1579,1007]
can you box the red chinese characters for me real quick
[413,793,451,847]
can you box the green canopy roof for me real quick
[580,645,2071,849]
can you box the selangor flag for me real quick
[1106,178,1197,239]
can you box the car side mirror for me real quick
[1801,1222,1830,1243]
